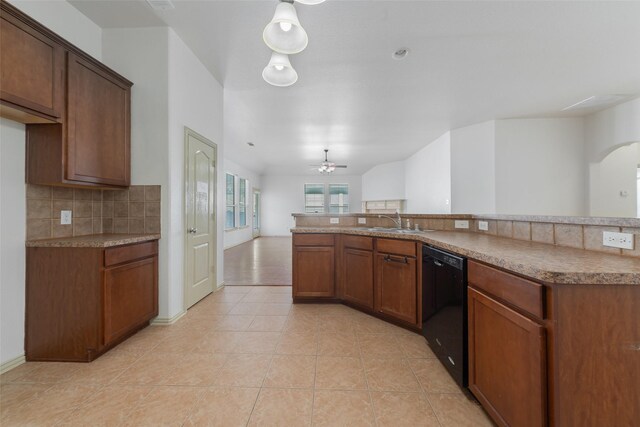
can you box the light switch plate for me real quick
[478,221,489,231]
[454,220,469,229]
[61,210,72,225]
[330,218,339,224]
[358,217,367,224]
[603,231,634,250]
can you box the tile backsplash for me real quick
[26,184,161,240]
[293,213,640,257]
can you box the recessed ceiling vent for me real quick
[562,94,630,112]
[393,48,410,60]
[146,0,175,11]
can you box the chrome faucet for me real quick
[378,211,402,229]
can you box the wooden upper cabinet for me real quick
[374,252,417,324]
[468,287,546,427]
[1,1,132,188]
[66,53,130,186]
[343,248,374,309]
[0,8,64,123]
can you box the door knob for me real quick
[188,227,198,234]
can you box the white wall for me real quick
[404,132,451,214]
[102,27,174,319]
[0,119,26,366]
[361,161,405,201]
[8,0,102,60]
[450,121,496,214]
[585,97,640,162]
[224,159,262,249]
[589,143,638,217]
[0,1,103,366]
[103,27,225,319]
[167,29,225,312]
[495,118,586,216]
[261,174,362,236]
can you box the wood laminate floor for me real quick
[224,237,292,286]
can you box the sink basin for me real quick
[359,227,432,234]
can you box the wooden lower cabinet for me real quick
[293,233,419,327]
[375,252,418,324]
[293,239,335,298]
[26,240,159,361]
[103,257,158,346]
[343,248,374,309]
[468,287,546,427]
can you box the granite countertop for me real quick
[291,227,640,285]
[26,233,161,248]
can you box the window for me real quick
[225,173,235,229]
[304,183,325,213]
[329,184,349,213]
[239,178,248,227]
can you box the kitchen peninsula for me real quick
[291,214,640,427]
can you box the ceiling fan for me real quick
[311,149,347,174]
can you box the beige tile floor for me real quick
[0,286,494,426]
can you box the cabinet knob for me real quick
[188,227,198,234]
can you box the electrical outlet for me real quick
[60,210,72,225]
[603,231,634,250]
[478,221,489,231]
[454,220,469,229]
[330,218,339,224]
[358,217,367,224]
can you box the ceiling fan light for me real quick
[263,52,298,87]
[295,0,326,4]
[263,2,308,54]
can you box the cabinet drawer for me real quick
[376,238,416,257]
[343,235,373,251]
[293,233,334,247]
[104,241,158,267]
[468,261,545,319]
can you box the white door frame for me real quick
[183,127,217,311]
[252,188,261,238]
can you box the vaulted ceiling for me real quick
[70,0,640,175]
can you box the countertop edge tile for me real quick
[291,227,640,286]
[26,233,161,248]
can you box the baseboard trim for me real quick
[1,354,26,374]
[151,311,186,325]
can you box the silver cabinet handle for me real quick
[188,227,198,234]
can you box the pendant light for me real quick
[263,1,308,55]
[262,52,298,87]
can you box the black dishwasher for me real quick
[422,245,468,388]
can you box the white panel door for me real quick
[185,128,216,309]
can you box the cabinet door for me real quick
[343,248,374,309]
[375,253,417,324]
[468,288,546,427]
[293,246,335,298]
[103,257,158,345]
[0,13,64,120]
[67,53,130,186]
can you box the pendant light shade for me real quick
[262,52,298,87]
[263,2,308,54]
[295,0,326,4]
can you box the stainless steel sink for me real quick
[359,227,433,234]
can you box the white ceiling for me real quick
[70,0,640,175]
